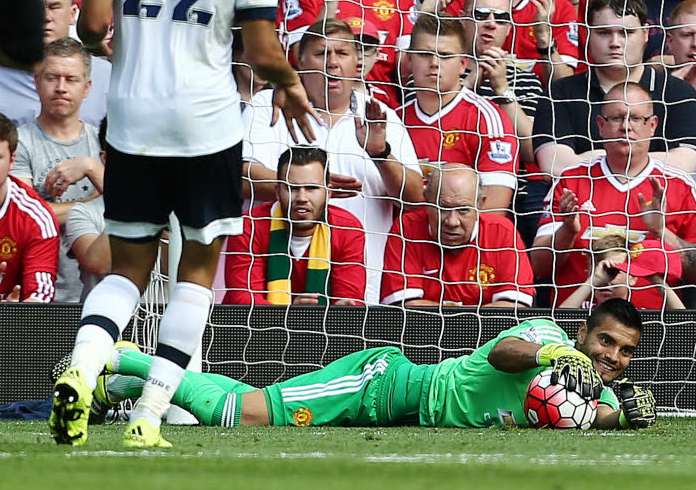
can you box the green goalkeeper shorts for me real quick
[262,347,433,427]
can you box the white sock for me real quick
[131,357,183,428]
[71,275,140,389]
[130,282,212,425]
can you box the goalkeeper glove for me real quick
[617,378,656,429]
[536,343,603,400]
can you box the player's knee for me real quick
[240,390,270,426]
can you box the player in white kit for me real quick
[48,0,318,448]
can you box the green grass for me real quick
[1,419,696,490]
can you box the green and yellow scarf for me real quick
[266,202,331,305]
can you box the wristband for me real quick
[369,142,391,161]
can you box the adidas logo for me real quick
[580,200,596,212]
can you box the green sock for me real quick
[114,348,256,426]
[105,374,145,402]
[114,349,153,379]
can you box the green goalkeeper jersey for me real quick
[419,318,619,428]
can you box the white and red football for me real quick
[525,368,598,429]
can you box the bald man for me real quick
[381,164,535,307]
[532,82,696,308]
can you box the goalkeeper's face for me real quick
[576,320,640,384]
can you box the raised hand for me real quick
[638,177,666,236]
[354,99,389,160]
[558,188,581,234]
[271,81,321,144]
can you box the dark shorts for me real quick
[103,142,243,244]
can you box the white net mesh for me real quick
[132,0,696,415]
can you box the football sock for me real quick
[130,282,212,427]
[113,348,255,425]
[70,274,140,389]
[105,374,145,402]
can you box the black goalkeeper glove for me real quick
[617,378,656,429]
[536,343,603,400]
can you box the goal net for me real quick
[130,2,696,418]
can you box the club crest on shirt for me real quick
[373,0,395,21]
[442,131,461,150]
[488,140,513,164]
[293,407,313,426]
[468,264,496,287]
[0,237,17,260]
[629,241,645,259]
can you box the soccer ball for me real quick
[524,368,598,429]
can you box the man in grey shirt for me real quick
[0,0,110,127]
[65,196,108,301]
[12,38,104,302]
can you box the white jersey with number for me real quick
[107,0,275,157]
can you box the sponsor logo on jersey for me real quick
[497,408,517,427]
[293,407,313,426]
[488,140,513,163]
[442,131,461,150]
[0,237,17,260]
[568,22,579,46]
[468,264,496,287]
[373,0,396,21]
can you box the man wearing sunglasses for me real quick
[531,83,696,309]
[443,0,579,83]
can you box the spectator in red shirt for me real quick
[531,83,696,308]
[560,236,685,310]
[278,0,416,108]
[381,164,535,307]
[0,113,59,302]
[443,0,579,83]
[400,14,519,213]
[224,146,366,305]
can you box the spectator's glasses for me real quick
[473,8,511,23]
[599,114,654,126]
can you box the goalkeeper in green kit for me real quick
[57,298,655,445]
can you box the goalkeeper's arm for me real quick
[489,337,603,399]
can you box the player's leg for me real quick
[49,147,169,446]
[124,144,243,447]
[258,347,407,427]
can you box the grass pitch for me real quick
[1,419,695,490]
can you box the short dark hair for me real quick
[43,37,92,78]
[587,298,643,334]
[587,0,648,26]
[298,19,356,57]
[277,146,329,182]
[0,113,18,153]
[410,13,467,53]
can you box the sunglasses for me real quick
[473,7,511,23]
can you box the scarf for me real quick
[266,202,331,305]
